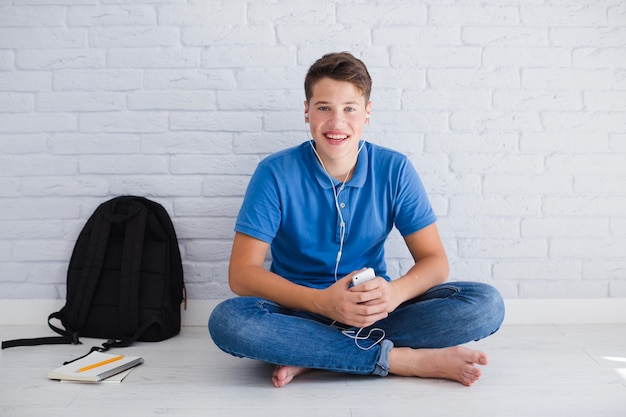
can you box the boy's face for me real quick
[304,77,371,170]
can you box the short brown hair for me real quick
[304,52,372,103]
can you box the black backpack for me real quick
[2,196,186,351]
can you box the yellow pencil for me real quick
[77,355,124,373]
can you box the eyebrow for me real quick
[312,100,360,106]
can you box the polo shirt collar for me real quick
[307,140,369,190]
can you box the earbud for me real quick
[305,113,309,118]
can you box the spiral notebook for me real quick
[48,351,144,382]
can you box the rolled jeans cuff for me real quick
[372,339,394,376]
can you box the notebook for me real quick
[48,351,144,382]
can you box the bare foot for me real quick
[271,365,311,388]
[389,346,488,386]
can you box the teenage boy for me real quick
[209,52,504,388]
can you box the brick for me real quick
[0,50,13,70]
[0,179,19,196]
[585,91,626,111]
[173,197,244,216]
[521,132,609,153]
[173,217,236,240]
[403,90,491,110]
[338,3,426,24]
[0,134,47,153]
[450,153,544,174]
[0,6,65,27]
[109,175,202,197]
[15,0,97,4]
[584,261,626,280]
[522,68,613,89]
[391,46,481,68]
[182,25,275,46]
[462,27,548,46]
[543,196,626,217]
[519,281,608,298]
[170,111,262,132]
[0,28,86,49]
[484,174,572,194]
[37,92,126,112]
[170,155,259,175]
[201,46,292,68]
[374,26,461,46]
[21,176,109,196]
[608,3,626,25]
[450,111,541,132]
[0,92,34,112]
[128,91,216,111]
[494,260,582,281]
[551,238,626,259]
[550,27,626,47]
[522,218,609,238]
[217,89,299,111]
[610,134,626,151]
[90,26,179,48]
[249,2,334,24]
[16,48,105,70]
[158,3,244,26]
[574,47,626,68]
[437,217,520,239]
[78,155,169,174]
[521,5,607,26]
[66,5,156,26]
[185,240,232,262]
[145,69,236,90]
[541,112,626,133]
[108,47,199,69]
[494,90,582,111]
[0,198,80,220]
[371,110,449,133]
[48,133,140,154]
[429,68,520,89]
[233,131,303,155]
[79,112,168,133]
[0,220,65,239]
[458,238,548,258]
[0,113,76,133]
[276,24,370,46]
[142,132,233,155]
[449,196,541,217]
[575,175,626,193]
[430,4,519,25]
[53,69,143,91]
[0,71,51,92]
[425,132,518,153]
[484,47,571,68]
[418,173,481,195]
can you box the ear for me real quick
[304,101,310,123]
[365,101,372,123]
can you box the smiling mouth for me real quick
[325,133,349,141]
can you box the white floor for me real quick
[1,324,625,417]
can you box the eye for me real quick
[345,107,356,112]
[317,106,330,111]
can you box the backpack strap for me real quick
[65,204,112,332]
[1,312,80,349]
[117,201,147,337]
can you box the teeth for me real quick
[326,134,348,140]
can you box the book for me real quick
[48,351,144,382]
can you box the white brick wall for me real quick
[0,0,624,300]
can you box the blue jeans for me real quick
[208,281,504,376]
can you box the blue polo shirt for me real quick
[235,141,436,289]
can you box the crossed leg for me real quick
[271,345,488,388]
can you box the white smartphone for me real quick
[351,268,376,286]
